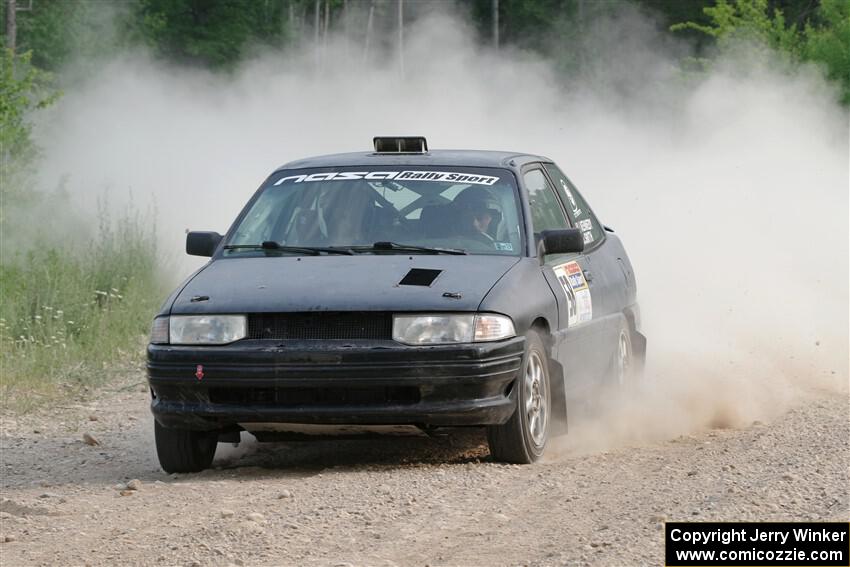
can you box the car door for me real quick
[542,163,630,389]
[521,166,609,394]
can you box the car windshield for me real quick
[225,166,523,256]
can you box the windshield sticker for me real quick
[559,179,582,218]
[494,242,513,251]
[275,171,500,186]
[583,231,594,244]
[395,171,499,185]
[553,261,593,327]
[578,219,593,232]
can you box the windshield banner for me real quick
[275,170,500,186]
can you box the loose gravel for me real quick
[0,376,847,566]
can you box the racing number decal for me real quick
[557,271,577,324]
[553,261,592,328]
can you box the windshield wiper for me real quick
[223,242,354,255]
[347,241,467,255]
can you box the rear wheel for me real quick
[487,330,551,463]
[614,326,633,388]
[605,319,644,394]
[154,421,218,473]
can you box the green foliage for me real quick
[634,0,712,29]
[672,0,850,103]
[0,206,165,408]
[128,0,299,68]
[0,49,60,184]
[2,0,131,73]
[491,0,566,51]
[1,22,161,409]
[671,0,801,53]
[1,47,62,268]
[802,0,850,104]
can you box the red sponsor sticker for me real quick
[565,262,581,275]
[195,365,204,381]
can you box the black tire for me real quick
[487,329,551,464]
[154,421,218,473]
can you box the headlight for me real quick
[169,315,247,345]
[392,313,515,345]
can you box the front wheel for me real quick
[154,421,218,473]
[487,329,551,464]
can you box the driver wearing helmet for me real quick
[453,186,502,243]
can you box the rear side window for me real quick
[544,164,604,247]
[523,169,570,234]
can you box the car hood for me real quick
[170,255,521,314]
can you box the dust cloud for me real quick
[31,5,848,453]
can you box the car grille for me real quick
[208,386,420,406]
[247,312,393,341]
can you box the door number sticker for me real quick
[553,261,592,327]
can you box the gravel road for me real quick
[1,374,847,567]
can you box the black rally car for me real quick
[147,137,645,472]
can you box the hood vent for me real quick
[398,268,442,287]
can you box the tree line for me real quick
[1,0,848,173]
[2,0,847,183]
[1,1,846,78]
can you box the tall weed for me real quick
[0,206,166,409]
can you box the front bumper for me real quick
[147,337,525,431]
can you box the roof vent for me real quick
[373,136,428,154]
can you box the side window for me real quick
[544,164,604,247]
[523,168,570,234]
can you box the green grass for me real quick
[0,208,167,410]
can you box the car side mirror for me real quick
[538,228,584,257]
[186,231,222,257]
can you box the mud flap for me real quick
[631,330,647,377]
[548,357,568,436]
